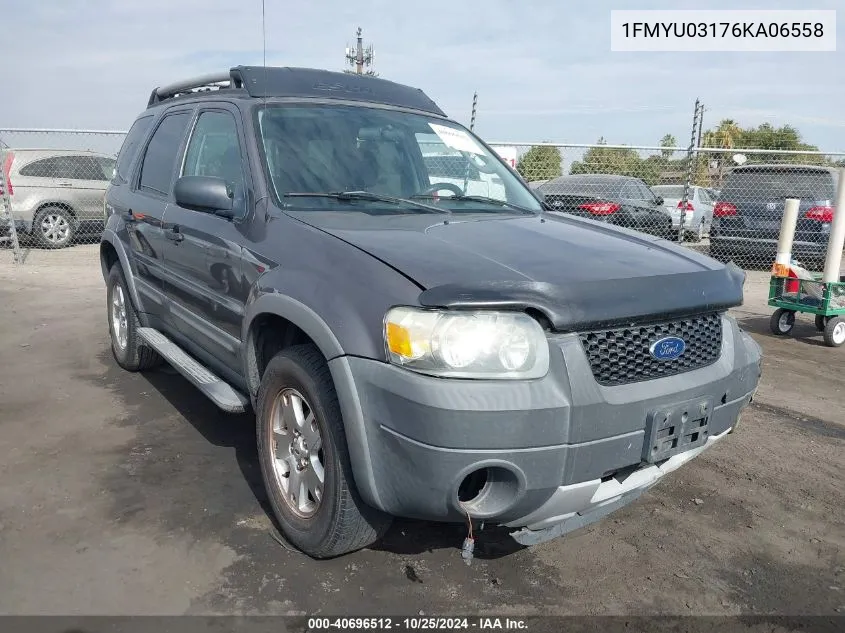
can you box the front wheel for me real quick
[256,344,391,558]
[823,316,845,347]
[770,308,795,336]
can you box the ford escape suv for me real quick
[100,66,762,558]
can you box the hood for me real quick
[292,211,745,330]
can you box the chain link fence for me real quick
[0,130,126,260]
[496,142,845,271]
[2,129,843,274]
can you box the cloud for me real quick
[2,0,843,152]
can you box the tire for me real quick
[106,263,162,371]
[33,205,76,249]
[256,344,391,558]
[823,316,845,347]
[770,308,795,336]
[815,314,828,332]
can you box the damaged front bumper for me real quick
[507,426,733,546]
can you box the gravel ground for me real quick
[0,245,843,619]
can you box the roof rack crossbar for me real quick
[148,70,243,107]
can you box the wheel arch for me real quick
[99,230,144,316]
[34,200,79,220]
[242,294,345,399]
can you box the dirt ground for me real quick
[0,245,843,617]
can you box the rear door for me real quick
[720,168,836,241]
[120,108,194,328]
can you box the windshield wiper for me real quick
[284,191,450,215]
[411,194,537,215]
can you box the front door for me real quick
[161,106,252,379]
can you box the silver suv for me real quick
[1,149,115,248]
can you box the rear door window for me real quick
[723,169,835,201]
[138,111,192,196]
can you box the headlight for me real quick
[383,307,549,379]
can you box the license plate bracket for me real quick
[644,397,713,463]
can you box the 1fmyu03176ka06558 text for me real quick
[610,9,836,51]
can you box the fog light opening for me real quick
[458,469,488,503]
[456,466,521,518]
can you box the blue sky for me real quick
[3,0,844,149]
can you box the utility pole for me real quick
[679,99,704,243]
[345,27,376,76]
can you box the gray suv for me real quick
[1,149,115,248]
[100,65,762,558]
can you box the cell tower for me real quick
[344,27,377,76]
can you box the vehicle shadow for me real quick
[734,313,829,347]
[137,365,273,511]
[374,519,525,560]
[138,365,524,560]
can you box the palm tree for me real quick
[713,119,742,149]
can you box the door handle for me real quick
[166,226,184,243]
[57,182,73,188]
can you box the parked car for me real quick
[537,174,674,239]
[0,149,115,248]
[651,184,715,242]
[709,165,839,269]
[100,65,761,558]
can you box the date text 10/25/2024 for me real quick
[307,617,529,631]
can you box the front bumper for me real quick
[328,315,761,540]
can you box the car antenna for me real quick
[261,0,267,105]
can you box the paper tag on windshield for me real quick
[428,123,484,155]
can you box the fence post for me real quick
[679,99,702,243]
[0,146,23,264]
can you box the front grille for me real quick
[579,313,723,386]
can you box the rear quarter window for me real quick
[115,115,154,182]
[19,157,61,178]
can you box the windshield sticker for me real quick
[428,123,484,155]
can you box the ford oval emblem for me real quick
[649,336,686,361]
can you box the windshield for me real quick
[255,104,541,214]
[652,186,685,198]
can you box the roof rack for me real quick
[147,68,245,107]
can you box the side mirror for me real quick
[174,176,234,216]
[654,196,664,206]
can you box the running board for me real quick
[137,327,250,413]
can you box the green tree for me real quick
[660,134,677,158]
[516,145,562,182]
[570,138,660,185]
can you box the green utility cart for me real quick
[768,273,845,347]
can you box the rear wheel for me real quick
[106,264,161,371]
[33,206,75,249]
[823,317,845,347]
[770,308,795,336]
[256,344,391,558]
